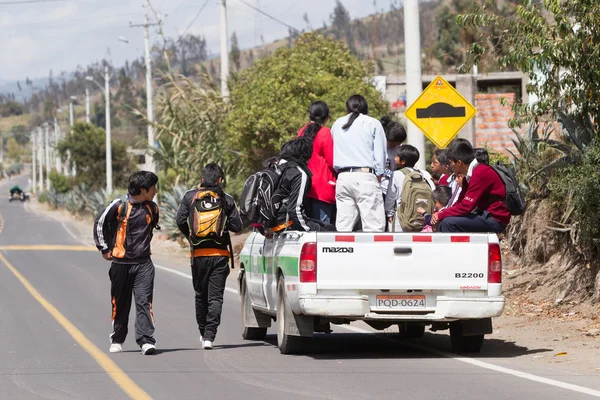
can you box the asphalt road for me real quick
[1,176,599,399]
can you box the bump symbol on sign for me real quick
[416,103,466,119]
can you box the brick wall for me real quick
[475,93,517,155]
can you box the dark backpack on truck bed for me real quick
[239,160,290,230]
[490,163,526,216]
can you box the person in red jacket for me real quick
[431,140,510,233]
[297,101,336,224]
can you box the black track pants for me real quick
[109,260,156,346]
[191,256,230,342]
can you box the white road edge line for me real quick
[340,326,600,398]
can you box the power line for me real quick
[181,0,210,36]
[0,0,71,4]
[235,0,300,34]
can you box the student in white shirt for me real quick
[385,145,435,232]
[332,95,387,232]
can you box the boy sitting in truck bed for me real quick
[431,140,510,233]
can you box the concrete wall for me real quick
[474,93,517,155]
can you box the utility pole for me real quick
[44,123,51,191]
[403,0,425,170]
[69,98,75,129]
[69,95,77,177]
[105,66,113,193]
[220,0,229,98]
[85,88,91,124]
[37,127,43,193]
[32,131,37,194]
[86,68,112,194]
[131,14,159,173]
[54,117,62,173]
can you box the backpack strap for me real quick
[117,195,129,225]
[226,232,235,269]
[400,167,424,181]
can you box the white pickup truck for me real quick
[238,230,505,354]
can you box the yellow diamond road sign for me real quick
[405,76,477,149]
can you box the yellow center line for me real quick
[0,212,151,400]
[0,245,96,251]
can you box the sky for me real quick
[0,0,395,83]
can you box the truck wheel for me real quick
[241,277,267,341]
[398,324,425,338]
[450,322,484,353]
[277,277,304,354]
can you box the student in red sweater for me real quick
[297,101,336,224]
[431,140,510,233]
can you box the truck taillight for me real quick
[488,243,502,284]
[299,242,317,283]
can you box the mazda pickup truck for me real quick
[238,231,504,354]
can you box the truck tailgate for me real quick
[316,233,490,291]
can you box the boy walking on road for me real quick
[176,163,242,350]
[93,171,160,355]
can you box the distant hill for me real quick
[0,76,53,101]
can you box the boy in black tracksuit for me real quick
[175,163,242,350]
[93,171,160,355]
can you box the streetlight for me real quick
[86,66,113,194]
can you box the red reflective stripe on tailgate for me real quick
[335,236,355,242]
[374,235,394,242]
[451,236,471,243]
[412,235,432,242]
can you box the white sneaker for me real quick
[141,343,156,355]
[200,335,205,347]
[109,343,123,353]
[203,340,213,350]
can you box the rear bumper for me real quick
[298,294,505,321]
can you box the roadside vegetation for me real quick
[458,0,600,302]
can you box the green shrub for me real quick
[38,192,49,204]
[551,140,600,257]
[49,172,72,194]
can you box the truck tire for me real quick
[241,276,267,341]
[277,276,305,355]
[398,323,425,338]
[450,322,484,353]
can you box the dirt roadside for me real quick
[26,199,600,377]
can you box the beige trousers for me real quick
[335,172,385,232]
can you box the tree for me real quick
[329,0,355,54]
[11,125,29,146]
[458,1,600,301]
[230,32,241,71]
[0,101,23,117]
[330,0,351,39]
[6,137,22,162]
[175,34,208,76]
[458,0,600,125]
[57,122,132,190]
[303,12,311,31]
[135,72,232,189]
[433,5,464,69]
[226,32,389,172]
